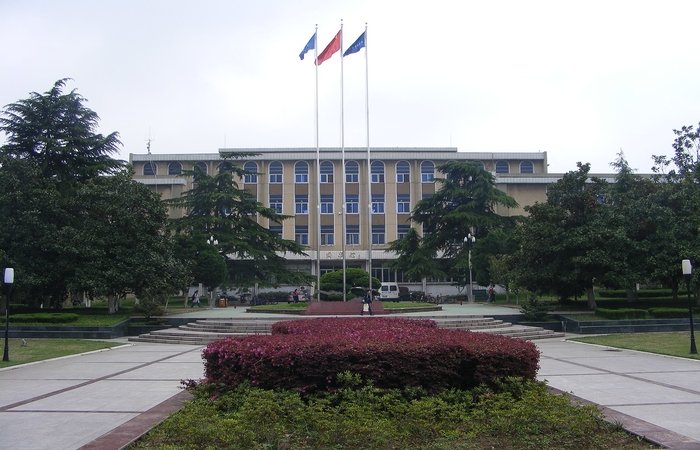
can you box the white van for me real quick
[379,282,400,299]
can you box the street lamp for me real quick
[464,233,476,303]
[681,259,697,354]
[3,268,14,362]
[206,236,219,308]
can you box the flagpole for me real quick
[314,24,321,302]
[364,23,372,295]
[339,20,347,301]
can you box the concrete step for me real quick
[130,316,562,345]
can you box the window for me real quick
[194,162,208,174]
[168,162,182,175]
[218,161,233,174]
[346,225,360,245]
[520,160,534,174]
[321,194,334,214]
[421,161,435,182]
[372,194,385,214]
[143,162,157,176]
[295,194,309,214]
[320,160,334,183]
[269,195,282,214]
[269,224,282,237]
[397,224,410,240]
[295,225,309,245]
[321,225,334,245]
[346,194,359,214]
[396,161,410,183]
[269,161,283,183]
[471,161,485,171]
[295,161,309,183]
[397,194,410,213]
[495,161,509,174]
[372,224,385,245]
[346,161,359,183]
[371,161,385,183]
[244,162,258,183]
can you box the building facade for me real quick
[130,147,558,289]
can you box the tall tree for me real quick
[514,163,612,309]
[168,157,309,293]
[391,161,517,289]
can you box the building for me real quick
[130,147,560,291]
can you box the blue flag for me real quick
[299,32,316,60]
[343,31,366,57]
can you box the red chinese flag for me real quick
[315,31,341,66]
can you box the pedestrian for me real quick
[292,288,299,303]
[487,284,495,303]
[361,288,373,316]
[190,290,200,308]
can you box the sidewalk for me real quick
[1,305,699,449]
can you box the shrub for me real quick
[202,317,539,394]
[520,296,549,321]
[598,288,674,299]
[3,313,80,324]
[257,291,288,303]
[594,308,647,320]
[648,307,694,318]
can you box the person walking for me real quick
[292,288,300,304]
[361,288,373,316]
[190,290,200,308]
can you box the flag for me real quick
[299,32,316,60]
[316,31,341,66]
[343,31,366,57]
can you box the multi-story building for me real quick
[130,147,560,288]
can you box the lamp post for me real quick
[3,268,14,362]
[464,233,476,303]
[681,259,697,354]
[207,236,219,308]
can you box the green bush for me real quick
[520,296,549,321]
[257,291,288,303]
[648,307,696,318]
[598,288,673,299]
[134,379,647,450]
[3,313,80,324]
[595,308,647,320]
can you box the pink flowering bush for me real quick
[202,318,539,393]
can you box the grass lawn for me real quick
[382,301,435,309]
[2,312,131,327]
[248,302,309,311]
[0,338,123,369]
[571,332,700,360]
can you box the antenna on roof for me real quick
[146,138,152,154]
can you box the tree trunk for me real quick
[625,287,638,303]
[107,294,119,314]
[586,286,597,310]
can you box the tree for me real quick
[391,161,517,290]
[514,163,613,309]
[0,80,179,311]
[319,268,380,295]
[168,157,309,293]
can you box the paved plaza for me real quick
[0,304,699,449]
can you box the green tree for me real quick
[0,80,180,311]
[514,163,612,309]
[391,161,517,291]
[168,156,309,293]
[319,268,380,295]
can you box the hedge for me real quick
[594,308,647,320]
[597,289,674,299]
[648,307,696,318]
[202,317,539,394]
[2,313,80,324]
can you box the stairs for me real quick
[128,315,564,345]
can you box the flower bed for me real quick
[203,317,539,394]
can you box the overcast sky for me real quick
[2,0,699,174]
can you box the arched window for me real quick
[520,160,534,174]
[420,161,434,183]
[495,161,509,174]
[244,162,258,183]
[295,161,309,183]
[346,161,359,183]
[194,162,208,174]
[396,161,410,183]
[167,162,182,176]
[143,162,157,176]
[371,160,385,183]
[269,161,283,183]
[218,161,233,174]
[320,160,334,183]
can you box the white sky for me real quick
[2,0,700,174]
